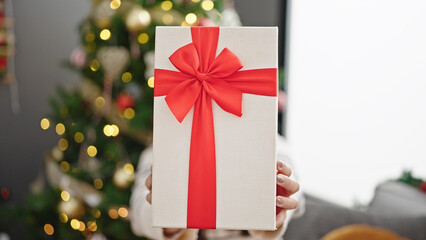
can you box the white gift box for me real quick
[152,26,278,230]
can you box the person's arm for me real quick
[130,146,164,239]
[130,146,199,240]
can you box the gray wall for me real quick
[0,0,280,204]
[235,0,280,26]
[0,0,89,203]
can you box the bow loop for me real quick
[207,48,243,78]
[165,78,202,123]
[169,43,200,76]
[203,79,242,117]
[167,40,244,121]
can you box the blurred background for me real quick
[0,0,425,239]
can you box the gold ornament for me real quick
[125,7,151,32]
[97,46,130,80]
[149,7,184,26]
[92,0,116,28]
[58,197,85,219]
[113,166,135,189]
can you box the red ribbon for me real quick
[154,27,277,229]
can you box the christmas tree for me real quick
[0,0,241,239]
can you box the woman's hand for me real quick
[145,168,182,237]
[276,160,300,228]
[145,161,300,231]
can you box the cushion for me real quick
[368,181,426,217]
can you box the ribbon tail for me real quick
[221,68,278,97]
[187,89,217,229]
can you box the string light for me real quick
[192,0,200,2]
[87,145,97,157]
[108,208,119,219]
[87,221,97,232]
[162,14,174,25]
[85,32,95,42]
[185,13,197,25]
[103,124,119,137]
[100,29,111,40]
[60,161,70,172]
[90,60,100,72]
[201,0,214,11]
[103,125,114,137]
[123,163,134,175]
[58,138,68,151]
[161,0,173,11]
[111,125,119,136]
[181,21,191,26]
[86,43,96,53]
[74,132,84,143]
[147,77,154,88]
[93,178,103,189]
[59,213,69,223]
[92,209,101,218]
[44,224,54,235]
[95,96,105,108]
[123,108,135,119]
[110,0,121,9]
[55,123,65,135]
[121,72,132,83]
[61,191,70,201]
[137,33,149,44]
[70,219,80,230]
[78,221,86,231]
[40,118,50,130]
[118,207,128,218]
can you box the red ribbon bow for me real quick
[154,27,277,229]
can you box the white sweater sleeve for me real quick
[130,146,164,239]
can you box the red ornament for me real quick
[116,93,135,111]
[0,57,7,70]
[1,187,10,200]
[198,18,216,27]
[420,182,426,193]
[70,47,87,68]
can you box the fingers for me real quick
[146,192,152,204]
[277,174,300,195]
[145,174,152,191]
[276,208,287,228]
[145,172,152,204]
[277,160,291,177]
[163,228,183,238]
[276,196,298,210]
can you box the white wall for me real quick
[286,0,426,206]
